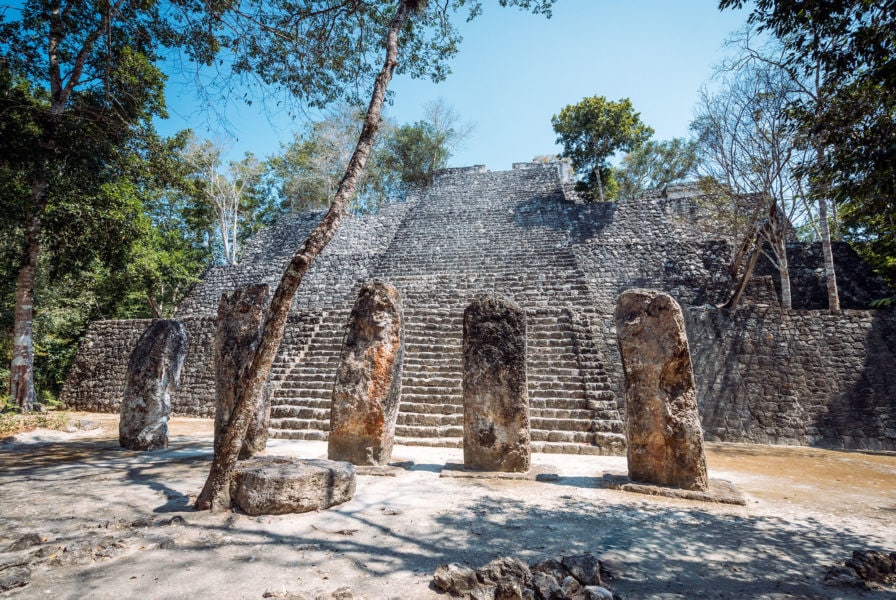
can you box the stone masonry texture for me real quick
[62,162,896,453]
[463,294,531,472]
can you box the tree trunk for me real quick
[723,223,765,310]
[777,237,791,310]
[817,196,841,313]
[9,183,47,411]
[593,166,605,202]
[194,0,412,512]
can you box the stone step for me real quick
[271,405,330,420]
[271,417,329,430]
[395,424,463,438]
[530,429,593,444]
[270,428,328,441]
[396,412,462,427]
[530,417,593,433]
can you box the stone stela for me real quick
[463,294,531,472]
[328,280,405,466]
[615,289,708,491]
[119,319,187,451]
[213,284,271,459]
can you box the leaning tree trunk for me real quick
[9,183,47,411]
[723,222,766,310]
[195,0,412,512]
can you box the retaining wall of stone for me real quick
[686,306,896,450]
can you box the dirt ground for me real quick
[1,413,894,600]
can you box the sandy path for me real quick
[0,413,894,599]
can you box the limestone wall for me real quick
[687,306,896,450]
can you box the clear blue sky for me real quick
[157,1,749,170]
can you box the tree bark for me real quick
[195,0,412,511]
[723,222,765,310]
[817,196,841,312]
[9,183,47,410]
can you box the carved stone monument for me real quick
[328,280,404,466]
[119,320,187,450]
[214,284,272,459]
[463,294,530,472]
[615,289,708,491]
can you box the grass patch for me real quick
[0,408,70,438]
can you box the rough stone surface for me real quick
[213,284,272,459]
[463,294,530,472]
[118,320,187,451]
[328,280,404,466]
[230,457,355,516]
[615,289,708,491]
[433,563,479,595]
[63,164,896,453]
[0,566,30,592]
[435,553,612,600]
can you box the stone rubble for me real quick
[433,553,617,600]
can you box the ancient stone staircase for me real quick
[268,310,348,440]
[265,165,626,453]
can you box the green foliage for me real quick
[266,101,468,215]
[377,120,449,192]
[552,96,654,201]
[615,138,698,200]
[719,0,896,292]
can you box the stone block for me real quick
[230,456,355,516]
[463,294,530,472]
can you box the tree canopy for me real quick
[552,96,654,202]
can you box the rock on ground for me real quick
[329,280,404,466]
[463,294,530,472]
[119,320,187,451]
[615,289,707,491]
[230,456,356,516]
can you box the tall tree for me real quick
[718,1,896,309]
[692,63,812,310]
[194,0,556,511]
[182,137,265,265]
[615,138,698,200]
[551,96,653,202]
[0,0,221,409]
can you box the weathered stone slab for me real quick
[329,280,404,466]
[463,294,530,472]
[213,284,271,459]
[615,289,708,491]
[119,320,187,450]
[230,456,356,516]
[603,474,747,505]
